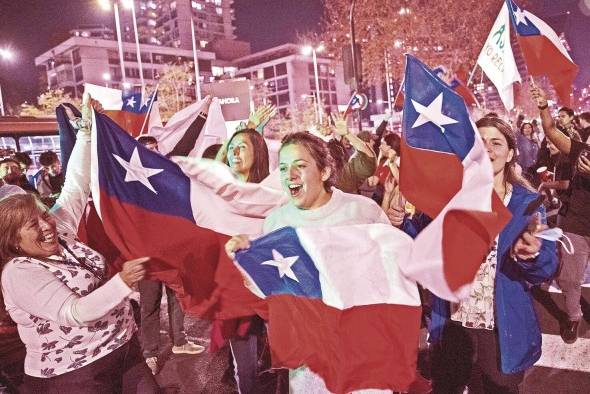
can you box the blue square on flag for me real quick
[235,227,322,298]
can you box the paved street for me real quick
[150,286,590,393]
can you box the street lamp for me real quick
[102,72,112,87]
[189,17,202,101]
[301,43,325,124]
[0,48,15,116]
[121,0,145,96]
[99,0,127,87]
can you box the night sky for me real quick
[0,0,588,109]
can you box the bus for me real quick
[0,116,59,169]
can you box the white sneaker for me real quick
[171,341,205,355]
[145,356,159,375]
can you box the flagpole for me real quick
[466,63,479,87]
[190,18,202,101]
[139,83,159,135]
[128,0,145,97]
[113,3,127,86]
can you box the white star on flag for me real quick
[411,93,458,131]
[261,249,300,282]
[126,96,137,109]
[513,5,528,26]
[113,147,163,194]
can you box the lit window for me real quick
[216,7,222,15]
[170,1,176,10]
[192,1,202,10]
[199,40,208,48]
[212,66,224,77]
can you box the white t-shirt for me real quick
[263,188,389,233]
[263,188,392,394]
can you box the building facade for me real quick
[35,36,215,98]
[35,39,350,121]
[121,0,235,50]
[234,44,349,116]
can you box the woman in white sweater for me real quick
[225,132,390,393]
[0,98,157,393]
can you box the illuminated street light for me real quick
[99,0,127,86]
[398,7,411,16]
[0,48,14,61]
[0,48,15,116]
[301,44,325,123]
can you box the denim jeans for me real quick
[557,232,590,321]
[431,321,524,394]
[139,280,186,358]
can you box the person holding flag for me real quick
[0,96,159,393]
[531,82,590,345]
[429,115,557,394]
[224,131,396,393]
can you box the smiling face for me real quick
[228,133,255,181]
[479,126,514,178]
[279,143,332,210]
[0,161,22,184]
[18,207,60,258]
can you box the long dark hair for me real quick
[476,117,534,191]
[280,132,337,192]
[225,128,270,184]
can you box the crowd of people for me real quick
[0,81,588,394]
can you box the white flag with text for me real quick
[477,3,521,110]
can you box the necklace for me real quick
[36,239,105,282]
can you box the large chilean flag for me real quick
[507,0,578,105]
[399,55,512,300]
[88,112,285,318]
[234,225,422,393]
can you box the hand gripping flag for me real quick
[477,2,521,110]
[507,0,578,105]
[84,84,161,136]
[400,55,512,300]
[234,225,422,393]
[89,112,286,318]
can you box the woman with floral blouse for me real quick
[0,97,158,393]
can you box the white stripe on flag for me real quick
[296,224,421,310]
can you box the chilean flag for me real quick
[400,55,511,299]
[89,111,285,317]
[234,225,422,393]
[84,84,161,137]
[507,0,578,105]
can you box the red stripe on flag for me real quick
[267,296,422,393]
[442,192,512,291]
[98,192,262,319]
[104,110,148,137]
[399,137,463,219]
[517,35,578,105]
